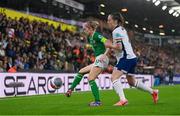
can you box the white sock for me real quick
[113,79,126,101]
[135,80,153,94]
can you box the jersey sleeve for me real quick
[112,28,125,44]
[94,32,107,43]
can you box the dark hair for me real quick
[109,12,125,26]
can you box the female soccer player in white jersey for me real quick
[106,12,159,106]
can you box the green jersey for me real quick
[88,32,107,57]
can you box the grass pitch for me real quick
[0,85,180,115]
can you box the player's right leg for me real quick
[65,64,93,97]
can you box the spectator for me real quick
[0,12,179,74]
[167,63,175,85]
[0,60,4,72]
[8,65,17,73]
[0,43,5,57]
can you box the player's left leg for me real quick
[126,58,158,104]
[88,66,103,107]
[88,54,109,106]
[126,75,159,104]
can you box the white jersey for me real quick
[112,26,136,60]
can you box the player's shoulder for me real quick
[94,31,103,39]
[94,31,102,36]
[112,26,126,38]
[113,26,126,34]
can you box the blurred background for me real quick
[0,0,180,85]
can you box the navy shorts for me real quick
[115,58,137,74]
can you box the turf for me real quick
[0,85,180,115]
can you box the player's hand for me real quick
[112,44,122,50]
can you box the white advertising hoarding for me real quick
[0,73,153,98]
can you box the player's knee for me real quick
[88,76,95,81]
[111,77,114,82]
[111,76,118,82]
[127,78,136,86]
[79,69,85,75]
[128,81,135,86]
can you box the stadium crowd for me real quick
[0,13,179,78]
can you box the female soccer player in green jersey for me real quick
[65,21,117,106]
